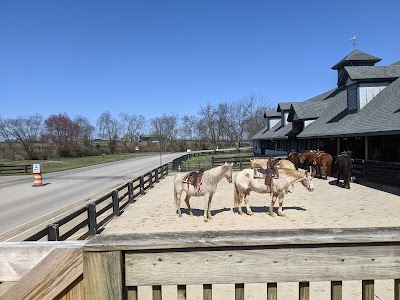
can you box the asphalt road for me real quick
[0,152,187,240]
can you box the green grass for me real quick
[179,150,253,172]
[1,152,158,174]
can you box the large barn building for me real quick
[252,49,400,163]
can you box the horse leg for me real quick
[206,194,214,220]
[337,171,341,185]
[268,194,277,217]
[176,190,182,217]
[203,194,209,222]
[184,195,193,216]
[244,192,254,216]
[277,193,286,217]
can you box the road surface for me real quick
[0,152,187,241]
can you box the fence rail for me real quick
[83,227,400,300]
[23,164,169,242]
[0,164,32,174]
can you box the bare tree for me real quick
[179,114,198,140]
[150,113,179,151]
[42,114,80,157]
[96,111,119,153]
[197,103,221,150]
[74,115,95,149]
[1,114,43,159]
[119,113,145,142]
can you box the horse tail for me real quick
[173,174,181,210]
[233,179,241,210]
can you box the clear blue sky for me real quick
[1,0,399,125]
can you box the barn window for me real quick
[281,111,289,126]
[347,83,358,114]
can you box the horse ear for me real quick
[230,162,233,166]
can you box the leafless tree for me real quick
[74,115,95,148]
[197,103,221,150]
[150,113,179,151]
[119,113,145,142]
[0,114,43,159]
[179,114,199,140]
[96,111,120,153]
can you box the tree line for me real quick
[0,95,271,160]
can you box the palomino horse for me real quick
[250,157,295,170]
[174,162,233,222]
[234,167,313,216]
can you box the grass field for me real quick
[0,149,254,174]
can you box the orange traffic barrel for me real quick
[33,173,43,187]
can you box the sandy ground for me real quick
[103,171,400,300]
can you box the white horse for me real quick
[234,168,313,216]
[174,162,233,222]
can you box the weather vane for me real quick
[348,36,357,49]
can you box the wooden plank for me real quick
[0,282,17,297]
[85,227,400,252]
[125,245,400,286]
[362,280,374,300]
[395,279,400,300]
[0,241,85,281]
[235,283,244,300]
[127,287,137,300]
[1,247,83,300]
[83,251,124,300]
[267,283,277,300]
[203,284,212,300]
[55,275,83,300]
[331,281,342,300]
[299,282,309,300]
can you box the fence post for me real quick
[47,223,59,241]
[166,164,169,176]
[239,159,243,170]
[149,172,153,188]
[112,190,120,217]
[88,203,97,236]
[128,182,134,203]
[155,168,159,182]
[140,176,145,195]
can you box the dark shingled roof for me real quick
[345,66,400,80]
[250,124,269,140]
[277,102,295,112]
[298,77,400,138]
[303,88,336,103]
[331,50,381,70]
[264,110,281,118]
[270,122,292,140]
[288,101,331,121]
[391,61,400,66]
[258,120,282,139]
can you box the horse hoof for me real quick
[269,212,276,217]
[278,213,286,217]
[179,214,182,218]
[204,219,209,223]
[248,212,254,216]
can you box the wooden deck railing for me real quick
[83,227,400,300]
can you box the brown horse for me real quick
[299,150,318,176]
[287,150,301,170]
[314,151,333,180]
[299,150,332,179]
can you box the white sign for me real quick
[33,163,41,173]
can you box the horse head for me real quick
[223,162,233,183]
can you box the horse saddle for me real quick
[183,171,204,192]
[256,166,279,186]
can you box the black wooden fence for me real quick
[0,164,32,174]
[24,164,169,241]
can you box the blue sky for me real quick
[1,0,399,126]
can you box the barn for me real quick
[252,49,400,163]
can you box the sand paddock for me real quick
[103,171,400,299]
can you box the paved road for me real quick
[0,152,187,240]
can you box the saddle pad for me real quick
[253,169,265,179]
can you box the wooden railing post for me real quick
[112,190,120,217]
[84,251,124,300]
[395,279,400,300]
[299,282,310,300]
[128,182,134,203]
[149,172,153,188]
[155,168,159,182]
[362,280,374,300]
[140,176,145,195]
[47,223,59,241]
[88,203,97,236]
[267,283,277,300]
